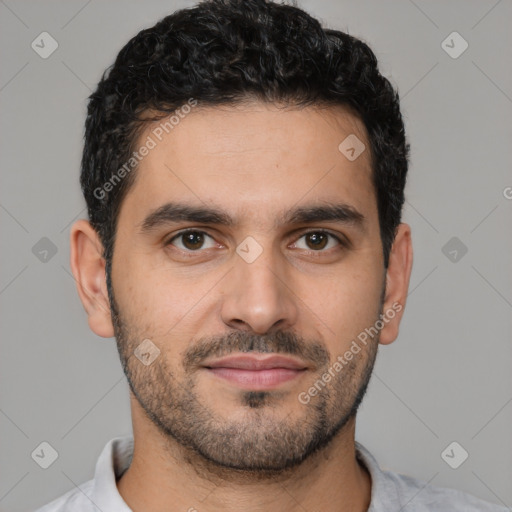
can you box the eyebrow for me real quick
[139,200,366,233]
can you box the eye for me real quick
[167,230,217,251]
[166,229,345,254]
[292,231,343,251]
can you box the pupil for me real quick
[181,232,328,251]
[308,233,327,250]
[184,232,203,250]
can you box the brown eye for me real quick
[168,230,215,251]
[305,232,329,250]
[293,231,342,252]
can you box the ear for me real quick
[379,223,413,345]
[70,219,114,338]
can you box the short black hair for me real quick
[81,0,409,293]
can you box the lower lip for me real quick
[206,367,305,390]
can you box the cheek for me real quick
[111,247,166,330]
[311,258,383,345]
[111,249,217,340]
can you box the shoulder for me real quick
[355,442,508,512]
[33,436,133,512]
[33,479,95,512]
[385,469,508,511]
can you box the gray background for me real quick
[1,0,511,510]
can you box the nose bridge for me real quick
[236,239,281,292]
[220,236,297,333]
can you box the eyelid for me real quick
[290,228,348,249]
[166,227,348,251]
[166,228,218,247]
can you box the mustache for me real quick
[183,330,330,370]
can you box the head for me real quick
[71,0,412,474]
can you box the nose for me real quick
[220,243,299,335]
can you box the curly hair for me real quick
[81,0,409,291]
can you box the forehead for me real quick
[120,102,376,227]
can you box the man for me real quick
[35,0,506,510]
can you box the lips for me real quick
[204,354,308,371]
[202,354,308,390]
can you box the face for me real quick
[85,101,408,472]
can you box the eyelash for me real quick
[165,229,347,253]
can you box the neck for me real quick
[117,399,372,512]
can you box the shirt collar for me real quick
[355,440,400,511]
[90,436,392,511]
[92,436,133,511]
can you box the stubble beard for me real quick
[110,292,380,476]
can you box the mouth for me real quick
[201,354,309,391]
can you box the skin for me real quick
[70,101,413,512]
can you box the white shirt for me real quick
[34,436,507,511]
